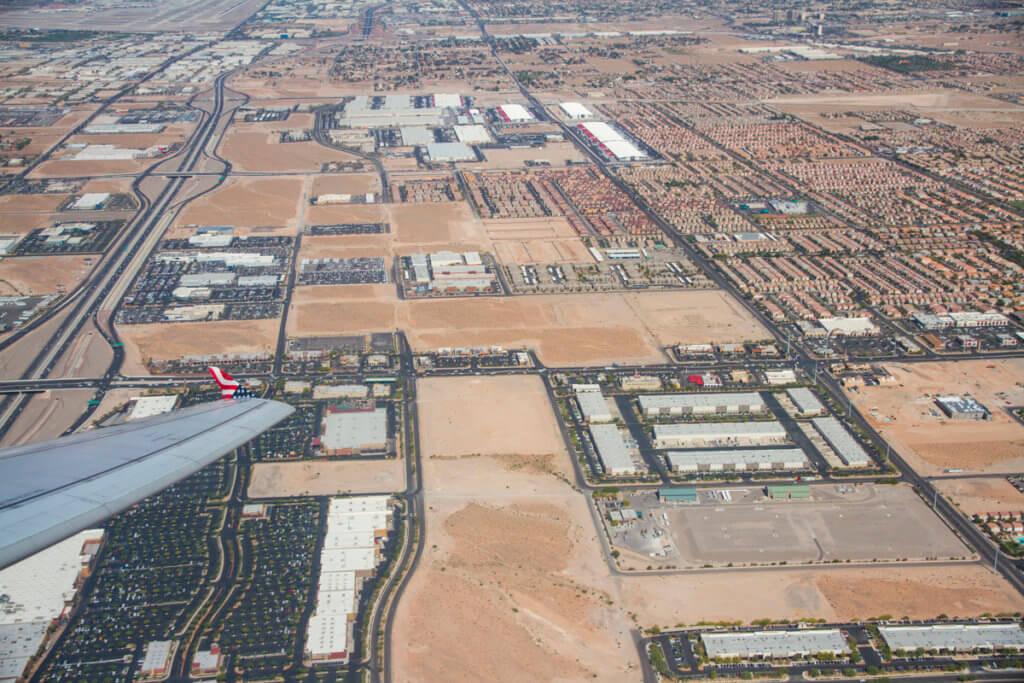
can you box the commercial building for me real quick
[313,384,369,400]
[766,484,811,500]
[127,395,178,421]
[0,235,18,254]
[425,141,476,162]
[666,448,808,473]
[589,424,636,475]
[786,388,825,416]
[913,311,1011,329]
[763,369,797,386]
[620,375,662,391]
[702,629,847,659]
[653,421,787,449]
[320,406,388,455]
[639,392,765,417]
[140,640,174,678]
[560,102,595,119]
[879,624,1024,652]
[811,417,870,467]
[658,487,697,503]
[179,272,235,287]
[935,395,989,420]
[575,387,612,423]
[817,316,879,336]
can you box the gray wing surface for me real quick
[0,398,294,569]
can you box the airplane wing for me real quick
[0,397,293,569]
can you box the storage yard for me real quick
[610,484,968,567]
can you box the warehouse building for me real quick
[667,448,808,473]
[879,624,1024,653]
[589,424,636,475]
[454,124,492,144]
[71,192,110,210]
[425,141,476,162]
[811,417,870,467]
[786,388,825,416]
[495,103,534,123]
[577,120,648,161]
[702,629,847,659]
[766,484,811,500]
[575,387,612,423]
[653,421,787,449]
[307,495,392,665]
[320,406,388,455]
[639,392,765,417]
[658,486,697,503]
[127,395,178,421]
[560,102,595,119]
[935,395,989,420]
[400,126,434,146]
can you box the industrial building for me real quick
[454,124,492,144]
[405,251,496,294]
[495,104,534,123]
[811,417,870,467]
[935,395,989,420]
[320,406,388,455]
[127,395,178,421]
[400,126,435,146]
[666,448,809,473]
[639,392,765,418]
[425,141,476,162]
[653,421,787,449]
[341,95,447,127]
[702,629,847,659]
[559,102,596,119]
[307,495,392,665]
[0,529,103,682]
[879,624,1024,653]
[766,484,811,499]
[179,272,235,287]
[71,192,110,210]
[658,487,697,503]
[786,388,825,416]
[576,120,648,161]
[575,387,612,423]
[589,424,636,476]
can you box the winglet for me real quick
[208,366,240,399]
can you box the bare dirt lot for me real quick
[288,289,766,367]
[0,255,93,295]
[394,376,639,682]
[935,477,1024,517]
[116,318,280,374]
[248,459,405,498]
[387,201,489,250]
[847,359,1024,475]
[311,173,381,196]
[219,128,358,172]
[621,564,1024,627]
[175,176,304,230]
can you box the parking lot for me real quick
[609,484,968,566]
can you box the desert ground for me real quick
[305,202,386,228]
[116,318,280,374]
[218,127,359,173]
[935,477,1024,518]
[248,459,405,498]
[288,288,767,366]
[394,375,640,682]
[846,359,1024,475]
[0,255,94,295]
[311,173,381,196]
[174,176,305,231]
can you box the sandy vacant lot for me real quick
[116,318,279,374]
[289,288,766,366]
[622,564,1024,628]
[219,128,358,173]
[248,459,405,498]
[387,201,488,249]
[936,477,1024,517]
[175,176,305,231]
[311,173,381,196]
[395,376,639,682]
[847,360,1024,475]
[0,255,93,295]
